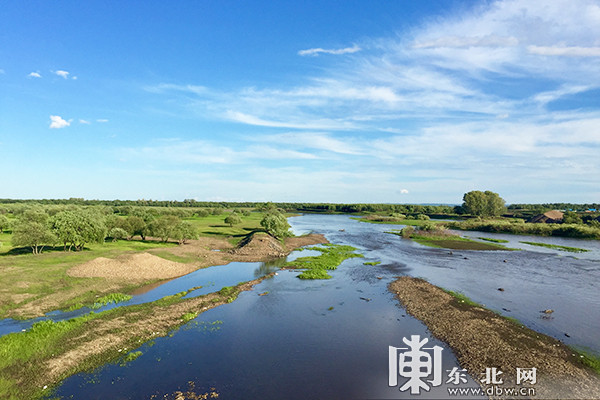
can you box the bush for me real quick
[416,214,430,221]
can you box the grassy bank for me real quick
[386,228,510,251]
[0,277,271,400]
[0,239,178,319]
[444,219,600,239]
[519,241,590,253]
[284,244,363,279]
[0,213,276,319]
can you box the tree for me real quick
[11,207,56,254]
[149,215,181,242]
[51,209,107,251]
[563,211,583,225]
[212,207,224,216]
[126,216,148,240]
[172,221,198,245]
[462,190,506,217]
[108,227,128,242]
[224,212,242,227]
[0,215,10,233]
[196,209,210,218]
[260,211,291,238]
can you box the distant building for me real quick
[530,210,564,223]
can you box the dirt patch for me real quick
[284,233,328,249]
[389,276,600,399]
[67,253,198,282]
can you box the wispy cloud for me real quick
[298,45,361,57]
[49,115,71,129]
[96,119,108,123]
[414,35,518,49]
[79,119,91,125]
[53,70,69,79]
[528,45,600,57]
[28,72,42,78]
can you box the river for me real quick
[45,214,599,399]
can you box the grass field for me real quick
[0,212,271,319]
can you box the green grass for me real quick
[0,239,179,319]
[386,230,510,251]
[519,241,590,253]
[285,244,363,279]
[442,289,482,307]
[0,280,252,399]
[573,349,600,374]
[478,237,510,243]
[363,261,381,265]
[120,351,143,366]
[444,219,600,239]
[90,293,133,309]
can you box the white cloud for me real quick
[298,45,361,57]
[79,119,91,124]
[400,189,409,194]
[528,45,600,57]
[226,111,354,130]
[28,72,42,78]
[249,132,363,155]
[49,115,71,129]
[72,76,78,80]
[414,35,518,49]
[96,119,108,123]
[53,70,69,79]
[145,83,208,95]
[532,85,592,104]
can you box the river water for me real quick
[46,214,599,399]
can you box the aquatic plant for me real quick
[90,293,133,309]
[286,244,363,279]
[519,241,589,253]
[363,261,381,266]
[478,237,509,243]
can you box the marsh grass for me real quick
[478,237,510,243]
[386,229,510,251]
[519,241,589,253]
[90,293,133,309]
[363,261,381,266]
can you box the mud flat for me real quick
[390,276,600,399]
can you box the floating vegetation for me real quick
[478,237,509,243]
[363,261,381,266]
[285,244,363,280]
[90,293,133,309]
[520,241,590,253]
[120,351,143,366]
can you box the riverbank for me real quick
[1,232,327,319]
[0,275,275,400]
[389,276,600,399]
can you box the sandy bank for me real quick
[390,276,600,399]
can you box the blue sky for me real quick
[1,0,599,203]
